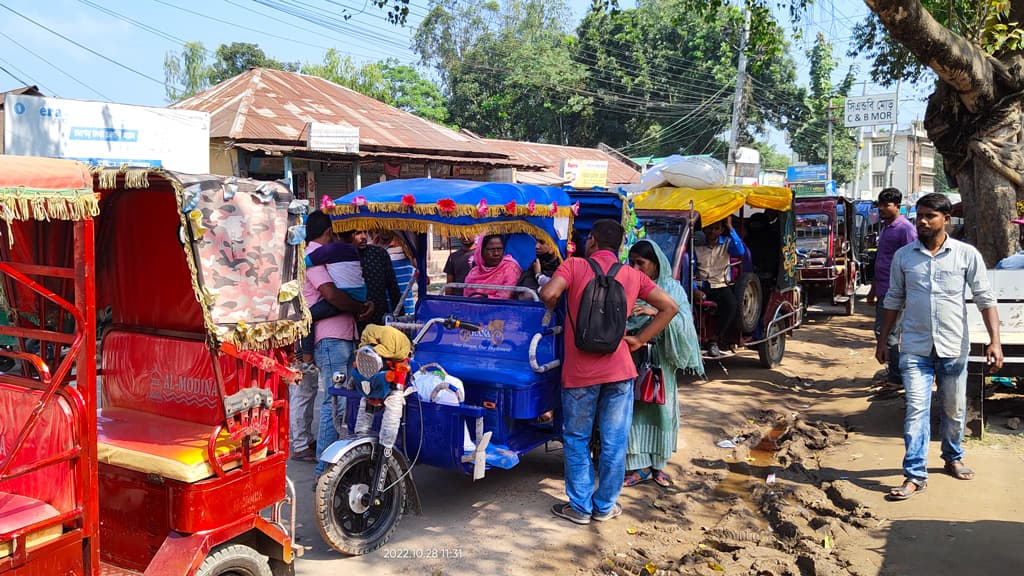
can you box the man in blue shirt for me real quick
[877,193,1003,500]
[693,216,745,357]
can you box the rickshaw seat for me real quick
[97,330,267,483]
[96,407,266,483]
[0,492,63,559]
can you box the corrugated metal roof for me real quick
[172,68,504,158]
[484,139,641,185]
[233,142,540,168]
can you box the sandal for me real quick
[623,468,652,487]
[652,469,672,487]
[944,459,975,480]
[886,479,926,501]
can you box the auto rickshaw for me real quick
[0,156,305,575]
[313,179,620,555]
[853,199,879,283]
[795,196,858,315]
[630,184,802,368]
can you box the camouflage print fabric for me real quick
[172,173,306,346]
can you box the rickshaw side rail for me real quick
[0,261,76,280]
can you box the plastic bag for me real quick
[660,156,727,189]
[412,366,475,452]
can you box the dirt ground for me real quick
[287,299,1024,576]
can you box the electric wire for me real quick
[0,29,109,99]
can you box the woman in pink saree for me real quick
[463,235,522,299]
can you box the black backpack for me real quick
[572,258,628,354]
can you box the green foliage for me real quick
[572,1,804,156]
[787,34,859,185]
[850,0,1022,85]
[301,50,448,124]
[163,42,297,102]
[748,141,791,170]
[413,0,589,142]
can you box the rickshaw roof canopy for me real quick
[632,185,793,225]
[0,156,98,222]
[327,178,573,253]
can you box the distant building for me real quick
[854,122,936,201]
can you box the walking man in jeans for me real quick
[876,193,1003,500]
[540,220,678,524]
[871,188,916,387]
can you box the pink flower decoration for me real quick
[351,195,368,206]
[401,194,416,207]
[476,199,489,217]
[527,199,537,215]
[571,201,580,216]
[549,201,558,217]
[320,195,334,211]
[567,241,576,255]
[504,200,517,213]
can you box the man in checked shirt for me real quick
[877,193,1003,500]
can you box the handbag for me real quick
[633,344,665,405]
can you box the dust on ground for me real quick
[290,301,1024,576]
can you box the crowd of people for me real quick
[293,189,1010,518]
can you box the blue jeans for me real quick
[900,351,967,481]
[874,301,902,384]
[561,380,633,516]
[315,337,355,476]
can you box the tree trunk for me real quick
[867,0,1024,265]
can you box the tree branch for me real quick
[865,0,995,112]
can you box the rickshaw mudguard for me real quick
[143,514,294,576]
[318,435,422,515]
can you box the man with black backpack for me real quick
[540,219,679,525]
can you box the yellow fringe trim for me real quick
[92,166,154,190]
[327,201,574,219]
[331,217,568,261]
[0,189,100,246]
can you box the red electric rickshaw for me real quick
[1,156,306,575]
[794,196,858,316]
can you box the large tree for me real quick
[855,0,1024,264]
[414,0,589,143]
[672,0,1024,264]
[787,33,859,185]
[163,42,297,102]
[571,0,805,157]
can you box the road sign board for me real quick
[786,164,828,182]
[844,94,898,127]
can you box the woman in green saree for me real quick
[623,239,704,487]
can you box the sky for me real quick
[0,0,932,153]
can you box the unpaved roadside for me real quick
[288,301,1024,575]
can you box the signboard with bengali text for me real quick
[844,94,898,128]
[3,94,209,173]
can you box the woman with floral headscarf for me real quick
[623,238,704,487]
[464,234,522,299]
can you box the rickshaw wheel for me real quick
[758,334,786,368]
[736,273,762,333]
[195,543,272,576]
[316,442,407,555]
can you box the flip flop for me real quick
[652,469,672,487]
[944,459,975,480]
[886,479,926,501]
[623,468,652,487]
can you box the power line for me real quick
[0,30,107,99]
[0,60,30,86]
[0,1,177,90]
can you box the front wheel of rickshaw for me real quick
[195,543,272,576]
[758,334,786,368]
[316,442,408,555]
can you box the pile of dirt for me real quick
[594,413,874,576]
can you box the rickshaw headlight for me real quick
[354,345,384,377]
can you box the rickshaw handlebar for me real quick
[390,316,481,348]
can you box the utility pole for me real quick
[852,80,867,199]
[884,78,902,189]
[827,97,833,183]
[726,4,751,184]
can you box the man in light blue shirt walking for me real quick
[876,193,1003,500]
